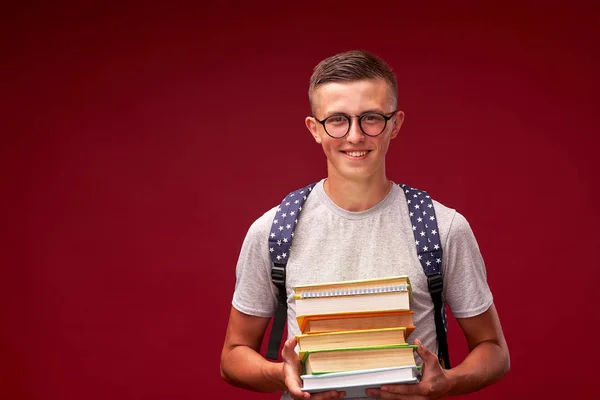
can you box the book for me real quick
[293,275,411,299]
[297,327,407,355]
[297,311,415,337]
[301,366,420,398]
[293,276,411,319]
[302,344,418,375]
[295,290,410,318]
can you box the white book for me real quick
[293,276,411,317]
[295,290,410,317]
[301,366,420,399]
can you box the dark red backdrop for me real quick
[2,2,599,399]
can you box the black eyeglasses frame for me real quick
[315,110,398,138]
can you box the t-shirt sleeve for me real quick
[231,208,279,318]
[442,211,494,319]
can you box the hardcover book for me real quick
[301,344,418,375]
[297,311,415,337]
[301,366,420,398]
[296,327,407,355]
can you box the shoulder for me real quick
[246,205,279,240]
[427,194,475,245]
[431,199,476,240]
[431,198,457,225]
[245,180,322,238]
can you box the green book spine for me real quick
[300,344,418,363]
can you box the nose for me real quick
[346,116,365,144]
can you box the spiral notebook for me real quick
[294,276,412,318]
[293,275,411,298]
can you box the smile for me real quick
[342,150,370,157]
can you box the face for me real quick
[305,79,404,184]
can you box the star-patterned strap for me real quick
[264,181,450,367]
[265,182,317,360]
[399,183,451,368]
[268,183,317,275]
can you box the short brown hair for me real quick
[308,50,398,115]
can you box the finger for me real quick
[366,381,423,397]
[286,373,309,400]
[289,388,310,400]
[281,337,299,362]
[281,338,307,398]
[286,374,304,393]
[414,338,438,365]
[365,389,422,400]
[311,390,346,399]
[380,382,422,395]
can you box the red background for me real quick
[2,1,599,399]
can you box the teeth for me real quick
[346,151,368,157]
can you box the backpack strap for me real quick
[265,181,451,368]
[399,183,451,368]
[265,182,317,360]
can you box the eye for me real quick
[327,116,347,125]
[362,113,384,124]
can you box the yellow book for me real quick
[296,327,407,357]
[302,344,418,375]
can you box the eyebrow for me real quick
[322,108,386,118]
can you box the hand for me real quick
[365,339,451,399]
[281,337,346,400]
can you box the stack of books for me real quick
[294,276,420,398]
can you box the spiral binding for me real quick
[298,284,409,299]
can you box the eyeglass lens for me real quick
[324,113,387,137]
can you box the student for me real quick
[220,49,509,400]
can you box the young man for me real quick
[220,50,510,400]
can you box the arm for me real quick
[220,307,344,399]
[445,303,510,395]
[366,303,509,399]
[220,306,286,392]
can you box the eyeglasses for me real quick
[316,110,397,138]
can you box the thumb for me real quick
[281,337,298,361]
[414,338,438,365]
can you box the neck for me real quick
[323,176,393,212]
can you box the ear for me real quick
[390,110,405,140]
[305,116,322,144]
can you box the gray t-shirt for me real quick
[232,179,493,399]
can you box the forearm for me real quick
[445,340,510,396]
[220,345,286,393]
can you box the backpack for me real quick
[265,182,451,369]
